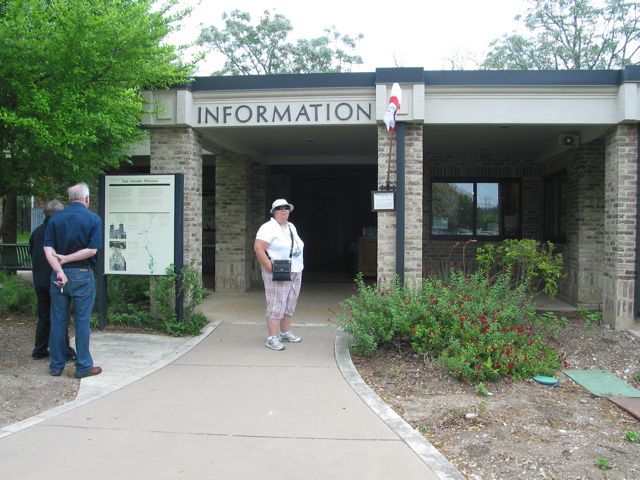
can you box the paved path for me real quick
[0,284,462,479]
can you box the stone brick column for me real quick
[404,124,424,286]
[215,152,252,290]
[376,123,423,286]
[377,124,396,284]
[150,127,203,270]
[603,125,638,330]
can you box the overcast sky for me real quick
[170,0,531,75]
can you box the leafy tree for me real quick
[0,0,193,242]
[197,9,363,75]
[482,0,640,70]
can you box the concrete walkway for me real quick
[0,284,462,480]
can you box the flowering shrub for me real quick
[339,269,563,382]
[339,274,413,356]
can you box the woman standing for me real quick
[254,199,304,350]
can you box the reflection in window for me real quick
[431,180,520,238]
[477,183,499,236]
[432,183,473,236]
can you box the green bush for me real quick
[0,270,36,315]
[578,307,602,329]
[339,274,413,356]
[416,271,561,382]
[150,262,207,336]
[99,264,207,336]
[476,239,564,297]
[107,275,150,311]
[339,269,564,383]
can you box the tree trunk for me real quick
[1,190,18,243]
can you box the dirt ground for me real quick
[353,314,640,480]
[0,313,79,428]
[0,312,154,429]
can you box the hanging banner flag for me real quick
[383,83,402,131]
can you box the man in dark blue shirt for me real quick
[44,183,103,378]
[29,200,75,361]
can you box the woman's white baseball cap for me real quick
[270,198,294,213]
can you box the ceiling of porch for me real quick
[198,123,612,165]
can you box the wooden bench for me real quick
[0,243,32,271]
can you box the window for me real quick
[431,180,520,238]
[544,171,567,242]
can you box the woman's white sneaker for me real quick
[279,331,301,343]
[266,336,285,350]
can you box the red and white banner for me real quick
[383,83,402,132]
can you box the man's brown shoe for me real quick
[75,366,102,379]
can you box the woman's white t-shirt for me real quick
[256,218,304,273]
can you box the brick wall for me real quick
[377,123,396,284]
[215,152,252,290]
[545,143,605,308]
[377,123,423,286]
[603,125,638,330]
[578,144,606,308]
[547,150,578,303]
[150,127,203,270]
[423,154,542,276]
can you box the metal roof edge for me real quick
[189,72,376,91]
[169,66,640,92]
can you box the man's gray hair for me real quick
[68,182,90,201]
[44,200,64,218]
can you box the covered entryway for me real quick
[196,119,379,286]
[141,67,640,331]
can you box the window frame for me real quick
[429,177,522,240]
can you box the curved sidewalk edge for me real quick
[334,329,464,480]
[0,321,221,439]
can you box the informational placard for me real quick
[371,190,396,212]
[103,175,176,275]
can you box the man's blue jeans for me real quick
[49,268,95,374]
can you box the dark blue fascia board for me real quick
[375,67,425,84]
[182,65,640,92]
[189,72,376,91]
[622,64,640,82]
[424,69,622,86]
